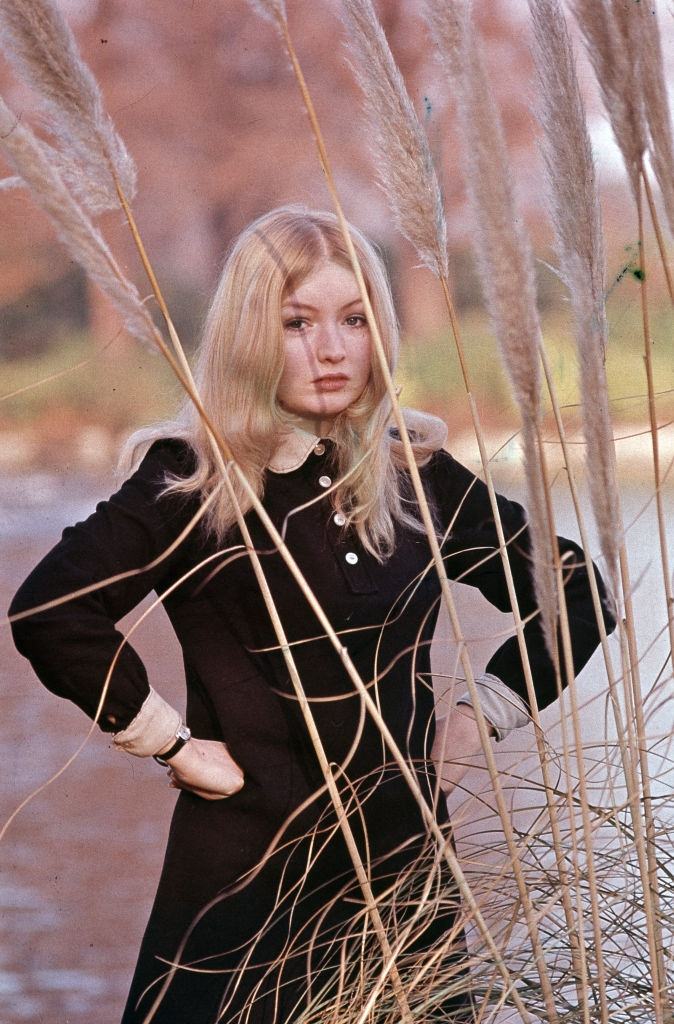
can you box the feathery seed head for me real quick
[571,0,646,197]
[622,0,674,236]
[0,0,137,212]
[341,0,448,280]
[247,0,286,27]
[0,95,156,349]
[422,0,468,79]
[529,0,619,590]
[426,0,559,651]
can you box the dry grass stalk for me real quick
[341,14,606,1021]
[628,2,674,238]
[424,2,619,1013]
[337,2,587,1018]
[0,0,136,213]
[341,19,580,977]
[425,0,557,657]
[528,0,619,597]
[0,95,155,348]
[530,4,670,1017]
[339,0,549,736]
[341,0,448,279]
[569,16,673,997]
[571,0,646,198]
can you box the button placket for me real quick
[325,515,378,595]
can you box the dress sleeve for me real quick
[9,438,197,734]
[426,448,617,714]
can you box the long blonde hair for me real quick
[122,205,446,561]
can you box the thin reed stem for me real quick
[636,174,674,666]
[643,168,674,306]
[616,540,667,1022]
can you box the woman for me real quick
[10,206,616,1023]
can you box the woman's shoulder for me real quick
[388,409,449,466]
[123,435,198,485]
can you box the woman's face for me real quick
[277,260,372,435]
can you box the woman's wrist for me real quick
[456,673,530,741]
[153,723,192,765]
[456,703,496,738]
[112,687,182,758]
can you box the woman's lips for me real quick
[314,375,350,391]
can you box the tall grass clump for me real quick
[573,2,674,670]
[529,2,670,1019]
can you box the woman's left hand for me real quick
[163,738,245,800]
[433,706,495,795]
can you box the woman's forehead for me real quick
[282,260,362,304]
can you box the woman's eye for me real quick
[345,314,367,327]
[284,318,307,331]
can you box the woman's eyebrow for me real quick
[281,298,364,313]
[281,301,317,312]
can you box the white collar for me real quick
[267,426,328,473]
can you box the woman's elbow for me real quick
[8,579,51,659]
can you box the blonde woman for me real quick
[10,206,616,1023]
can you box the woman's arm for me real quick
[9,438,245,798]
[427,449,617,717]
[9,438,194,733]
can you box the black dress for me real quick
[9,436,616,1023]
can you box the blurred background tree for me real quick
[0,0,671,462]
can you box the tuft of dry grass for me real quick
[621,0,674,246]
[0,96,155,348]
[341,0,448,281]
[528,0,620,596]
[571,0,646,197]
[424,0,557,657]
[0,0,136,213]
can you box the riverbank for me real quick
[1,418,671,483]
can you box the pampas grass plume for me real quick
[0,0,136,213]
[0,174,23,190]
[0,96,156,349]
[247,0,286,26]
[572,0,646,197]
[424,0,557,652]
[625,0,674,236]
[528,0,619,592]
[341,0,448,280]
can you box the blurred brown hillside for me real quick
[0,0,642,359]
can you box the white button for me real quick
[333,512,346,526]
[318,475,331,488]
[345,552,358,565]
[313,443,326,456]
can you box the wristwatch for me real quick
[153,723,192,766]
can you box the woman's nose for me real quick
[316,321,346,361]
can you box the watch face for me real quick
[176,724,191,743]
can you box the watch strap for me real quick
[153,724,191,766]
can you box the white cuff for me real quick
[456,673,530,741]
[112,687,182,757]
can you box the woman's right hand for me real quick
[162,738,244,800]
